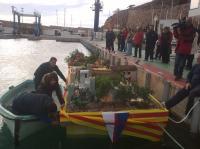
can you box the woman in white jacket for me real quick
[186,31,200,70]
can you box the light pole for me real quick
[11,6,16,34]
[21,8,24,23]
[71,14,72,26]
[64,8,66,27]
[56,10,58,26]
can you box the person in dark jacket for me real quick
[12,92,57,116]
[36,72,65,107]
[164,54,200,115]
[117,31,122,51]
[145,25,158,61]
[106,28,116,52]
[173,17,195,80]
[160,27,173,64]
[34,57,67,89]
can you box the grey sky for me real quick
[0,0,152,27]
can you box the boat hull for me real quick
[3,118,47,141]
[0,80,50,143]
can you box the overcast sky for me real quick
[0,0,152,27]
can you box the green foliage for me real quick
[65,49,99,66]
[132,83,153,100]
[114,82,153,102]
[115,85,133,102]
[71,88,94,108]
[111,74,122,86]
[95,76,112,99]
[65,49,85,66]
[84,54,99,65]
[95,74,122,99]
[71,97,88,108]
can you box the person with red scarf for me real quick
[133,27,144,58]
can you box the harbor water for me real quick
[0,39,186,149]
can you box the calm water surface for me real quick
[0,39,175,149]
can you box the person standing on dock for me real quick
[185,30,200,70]
[105,28,116,52]
[160,27,173,64]
[34,57,67,89]
[126,29,134,56]
[133,27,144,58]
[173,17,195,81]
[121,27,128,52]
[117,30,122,51]
[145,25,158,61]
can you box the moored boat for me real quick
[0,80,48,144]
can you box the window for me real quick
[190,0,200,9]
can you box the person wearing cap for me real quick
[36,72,65,108]
[34,57,67,89]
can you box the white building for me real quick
[189,0,200,17]
[158,19,178,35]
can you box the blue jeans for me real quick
[126,43,132,55]
[174,53,188,78]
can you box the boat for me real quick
[59,65,169,143]
[0,67,169,143]
[0,80,48,144]
[60,94,169,142]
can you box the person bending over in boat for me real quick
[12,92,57,120]
[163,54,200,115]
[34,57,67,89]
[36,72,65,108]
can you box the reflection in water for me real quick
[0,124,67,149]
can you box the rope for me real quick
[169,100,200,124]
[158,124,184,149]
